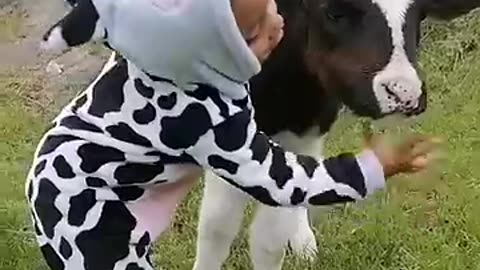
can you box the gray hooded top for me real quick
[40,0,386,208]
[45,0,260,98]
[94,0,261,97]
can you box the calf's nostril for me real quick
[381,84,402,103]
[410,93,427,115]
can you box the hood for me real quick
[92,0,261,98]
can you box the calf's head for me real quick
[296,0,480,119]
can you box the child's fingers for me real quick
[249,2,284,63]
[401,135,430,150]
[431,137,443,145]
[410,140,437,157]
[410,150,444,172]
[266,0,279,15]
[268,28,284,48]
[249,33,271,61]
[251,31,281,62]
[266,15,284,43]
[410,137,443,157]
[272,14,285,30]
[411,155,429,169]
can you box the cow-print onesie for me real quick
[27,0,386,269]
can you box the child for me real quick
[28,0,439,269]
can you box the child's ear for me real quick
[423,0,480,20]
[41,0,106,55]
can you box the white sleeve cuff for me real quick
[356,149,386,196]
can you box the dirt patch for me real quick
[0,0,17,9]
[0,0,110,112]
[0,4,26,43]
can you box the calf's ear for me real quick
[423,0,480,20]
[41,0,106,55]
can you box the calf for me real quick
[48,0,480,269]
[193,1,480,270]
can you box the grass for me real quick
[0,70,50,269]
[1,10,480,270]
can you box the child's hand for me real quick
[365,132,442,178]
[248,0,284,63]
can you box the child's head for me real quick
[41,0,284,91]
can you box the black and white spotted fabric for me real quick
[27,0,386,269]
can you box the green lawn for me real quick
[1,13,480,270]
[0,70,50,269]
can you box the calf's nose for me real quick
[378,76,422,103]
[405,90,427,116]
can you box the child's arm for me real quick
[184,108,437,207]
[185,109,377,207]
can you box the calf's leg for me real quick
[193,170,249,270]
[249,131,326,269]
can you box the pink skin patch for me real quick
[127,174,199,241]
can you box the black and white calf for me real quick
[34,0,479,270]
[194,1,480,270]
[28,0,394,269]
